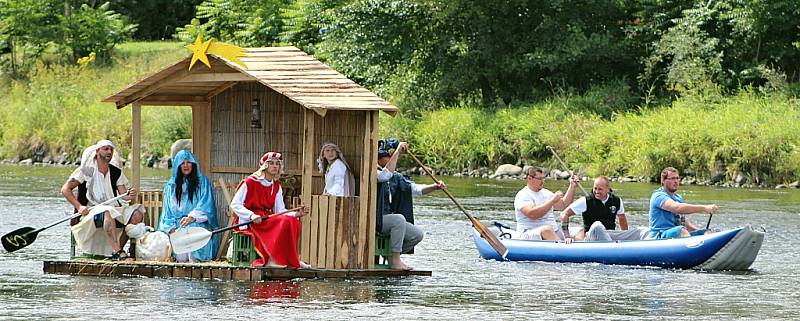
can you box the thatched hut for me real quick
[103,46,398,269]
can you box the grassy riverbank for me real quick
[1,41,798,184]
[385,91,800,185]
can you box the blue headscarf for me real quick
[159,150,219,261]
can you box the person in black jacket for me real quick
[376,140,445,270]
[560,176,644,243]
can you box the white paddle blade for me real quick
[169,227,212,254]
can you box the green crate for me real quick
[231,232,259,267]
[374,233,392,270]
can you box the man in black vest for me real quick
[560,176,643,243]
[376,139,446,270]
[61,140,144,259]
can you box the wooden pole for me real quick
[132,101,142,189]
[406,152,508,259]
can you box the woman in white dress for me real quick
[317,143,355,196]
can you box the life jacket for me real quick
[582,193,621,231]
[376,171,415,232]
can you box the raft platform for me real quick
[43,260,431,281]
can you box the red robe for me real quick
[234,176,301,268]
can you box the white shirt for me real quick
[324,159,349,196]
[230,177,294,229]
[567,194,625,217]
[514,186,557,232]
[377,167,424,196]
[69,164,129,206]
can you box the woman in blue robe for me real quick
[159,150,219,261]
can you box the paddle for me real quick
[2,191,131,253]
[546,146,589,196]
[170,206,304,254]
[406,151,509,259]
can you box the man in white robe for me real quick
[60,140,145,259]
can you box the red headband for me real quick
[259,152,283,165]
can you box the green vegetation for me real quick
[0,42,189,160]
[2,1,800,183]
[386,90,800,185]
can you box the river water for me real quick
[0,164,798,320]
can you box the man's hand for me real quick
[397,142,409,153]
[705,204,719,214]
[569,175,579,186]
[78,205,89,216]
[551,191,564,204]
[435,181,447,190]
[126,187,138,201]
[251,215,263,224]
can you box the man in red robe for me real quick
[230,152,308,268]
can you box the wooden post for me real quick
[191,102,212,172]
[301,109,315,207]
[132,101,142,189]
[362,111,379,268]
[299,109,316,262]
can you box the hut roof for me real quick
[103,46,398,116]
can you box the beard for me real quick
[98,153,112,163]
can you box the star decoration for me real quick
[185,34,248,70]
[186,34,212,70]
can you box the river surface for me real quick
[0,164,798,320]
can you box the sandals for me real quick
[110,249,130,261]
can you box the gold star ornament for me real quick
[185,34,247,70]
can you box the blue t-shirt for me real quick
[648,187,684,236]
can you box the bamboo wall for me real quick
[199,83,377,268]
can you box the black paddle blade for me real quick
[2,227,38,252]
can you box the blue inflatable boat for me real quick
[472,226,764,270]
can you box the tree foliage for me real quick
[0,1,136,77]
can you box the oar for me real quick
[705,213,713,230]
[170,206,303,254]
[406,151,508,259]
[2,191,131,253]
[546,146,589,196]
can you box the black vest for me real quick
[376,171,415,232]
[77,165,122,206]
[582,193,621,230]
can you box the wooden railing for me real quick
[137,191,164,229]
[299,195,373,269]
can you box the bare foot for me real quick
[264,257,287,268]
[391,260,413,271]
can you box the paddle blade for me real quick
[169,227,213,254]
[2,227,38,253]
[469,217,509,259]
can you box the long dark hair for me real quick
[175,163,199,205]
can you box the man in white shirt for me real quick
[513,167,577,240]
[61,140,143,259]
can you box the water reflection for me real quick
[248,281,300,303]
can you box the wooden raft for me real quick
[43,260,430,281]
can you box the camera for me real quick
[377,138,400,152]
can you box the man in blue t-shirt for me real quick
[648,167,719,239]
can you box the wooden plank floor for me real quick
[43,260,431,281]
